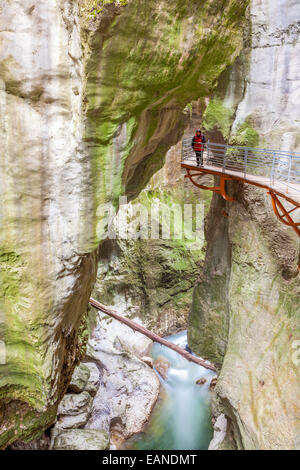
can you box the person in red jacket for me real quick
[192,129,206,167]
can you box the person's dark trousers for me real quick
[196,151,203,166]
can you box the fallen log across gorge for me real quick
[89,297,217,372]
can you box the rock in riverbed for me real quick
[83,310,160,447]
[141,356,154,368]
[196,378,207,386]
[209,377,217,391]
[83,362,101,396]
[68,363,91,393]
[55,392,92,430]
[153,355,170,380]
[51,429,109,451]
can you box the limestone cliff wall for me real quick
[0,0,98,447]
[204,0,300,151]
[0,0,247,447]
[189,182,300,450]
[189,0,300,450]
[231,0,300,150]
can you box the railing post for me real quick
[244,148,248,178]
[207,141,210,165]
[287,154,292,193]
[222,145,227,172]
[271,152,276,187]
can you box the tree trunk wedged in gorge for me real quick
[0,0,248,447]
[90,298,216,371]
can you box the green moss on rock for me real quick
[203,97,234,139]
[230,119,259,147]
[82,0,249,245]
[0,0,249,449]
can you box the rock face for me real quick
[82,0,248,202]
[191,185,300,450]
[0,0,252,448]
[49,308,159,449]
[0,0,98,448]
[52,429,109,451]
[68,363,91,393]
[94,138,211,336]
[231,0,300,151]
[84,308,160,448]
[153,355,170,380]
[189,0,300,450]
[55,391,93,430]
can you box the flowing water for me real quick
[129,330,216,450]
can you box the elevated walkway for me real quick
[181,139,300,238]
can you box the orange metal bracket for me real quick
[185,169,235,201]
[268,191,300,237]
[182,163,300,271]
[183,164,300,235]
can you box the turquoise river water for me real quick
[130,330,216,450]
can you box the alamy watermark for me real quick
[96,196,205,250]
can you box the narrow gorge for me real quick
[0,0,299,452]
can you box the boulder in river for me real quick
[153,355,170,380]
[209,377,217,391]
[84,312,160,447]
[196,378,207,386]
[51,429,109,451]
[84,362,101,397]
[68,363,90,393]
[141,356,154,368]
[55,391,92,430]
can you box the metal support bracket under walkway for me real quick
[181,139,300,239]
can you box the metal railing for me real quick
[182,137,300,195]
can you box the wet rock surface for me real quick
[8,433,51,451]
[55,392,93,430]
[84,310,160,447]
[189,0,300,450]
[51,429,109,451]
[83,362,101,397]
[68,364,91,394]
[190,185,300,449]
[153,355,170,380]
[49,308,160,449]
